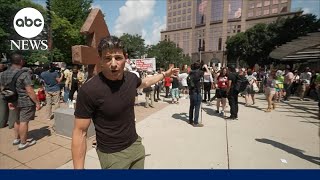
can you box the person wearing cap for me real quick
[72,36,179,169]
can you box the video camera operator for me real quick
[187,61,210,127]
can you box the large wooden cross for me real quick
[72,9,110,79]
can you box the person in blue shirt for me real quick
[40,63,64,120]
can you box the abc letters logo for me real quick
[13,7,44,38]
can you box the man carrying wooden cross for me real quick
[71,36,179,169]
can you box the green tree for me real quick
[50,0,92,63]
[226,32,248,67]
[147,40,191,69]
[119,34,147,59]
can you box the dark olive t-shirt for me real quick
[74,72,142,153]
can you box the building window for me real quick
[196,0,207,25]
[173,18,176,22]
[177,23,181,29]
[168,12,172,17]
[188,1,192,6]
[248,12,254,17]
[273,0,279,4]
[178,3,181,8]
[169,6,172,10]
[178,17,181,21]
[183,2,186,7]
[188,15,191,20]
[173,4,176,9]
[256,1,262,7]
[281,0,288,3]
[182,16,186,21]
[183,9,186,14]
[272,8,278,13]
[263,9,270,15]
[187,21,191,27]
[228,0,242,19]
[256,9,262,16]
[173,0,177,3]
[173,24,176,29]
[188,8,191,13]
[168,25,171,30]
[169,0,172,4]
[177,10,181,15]
[249,1,255,9]
[264,0,270,6]
[173,11,176,16]
[218,38,222,51]
[211,0,223,21]
[182,22,186,28]
[168,18,171,23]
[280,6,287,12]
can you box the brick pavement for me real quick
[0,93,169,169]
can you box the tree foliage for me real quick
[226,14,320,67]
[147,40,191,69]
[119,33,147,59]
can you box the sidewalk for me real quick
[0,95,168,169]
[59,94,320,169]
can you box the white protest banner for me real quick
[131,58,156,71]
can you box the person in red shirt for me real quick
[164,76,171,98]
[215,67,228,117]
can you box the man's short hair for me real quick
[10,53,23,65]
[228,65,236,73]
[98,36,127,57]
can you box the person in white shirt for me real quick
[130,65,140,105]
[202,69,214,103]
[299,67,312,101]
[178,70,188,98]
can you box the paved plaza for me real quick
[1,93,319,169]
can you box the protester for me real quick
[71,36,179,169]
[244,69,257,106]
[144,70,155,108]
[164,75,171,98]
[299,67,312,101]
[265,70,277,112]
[1,53,40,150]
[202,68,213,103]
[178,69,188,99]
[188,61,209,127]
[171,71,180,104]
[215,67,228,117]
[226,66,240,120]
[283,68,294,101]
[66,65,84,101]
[40,63,63,120]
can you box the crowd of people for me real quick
[0,36,319,169]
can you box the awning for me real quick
[269,32,320,63]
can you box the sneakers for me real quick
[220,111,225,117]
[18,140,36,150]
[215,110,219,114]
[193,123,204,127]
[13,139,20,145]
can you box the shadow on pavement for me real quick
[299,121,320,126]
[238,102,265,111]
[172,113,189,123]
[28,126,51,141]
[255,138,320,166]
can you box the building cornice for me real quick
[160,27,192,33]
[246,11,303,21]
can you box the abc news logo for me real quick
[10,7,48,50]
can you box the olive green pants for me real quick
[96,136,145,169]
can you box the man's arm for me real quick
[139,67,179,89]
[56,72,64,83]
[25,85,40,110]
[72,117,91,169]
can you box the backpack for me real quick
[187,74,195,89]
[235,74,248,93]
[1,70,27,102]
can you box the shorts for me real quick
[17,106,36,123]
[243,85,255,95]
[265,88,276,96]
[96,136,145,169]
[216,89,227,99]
